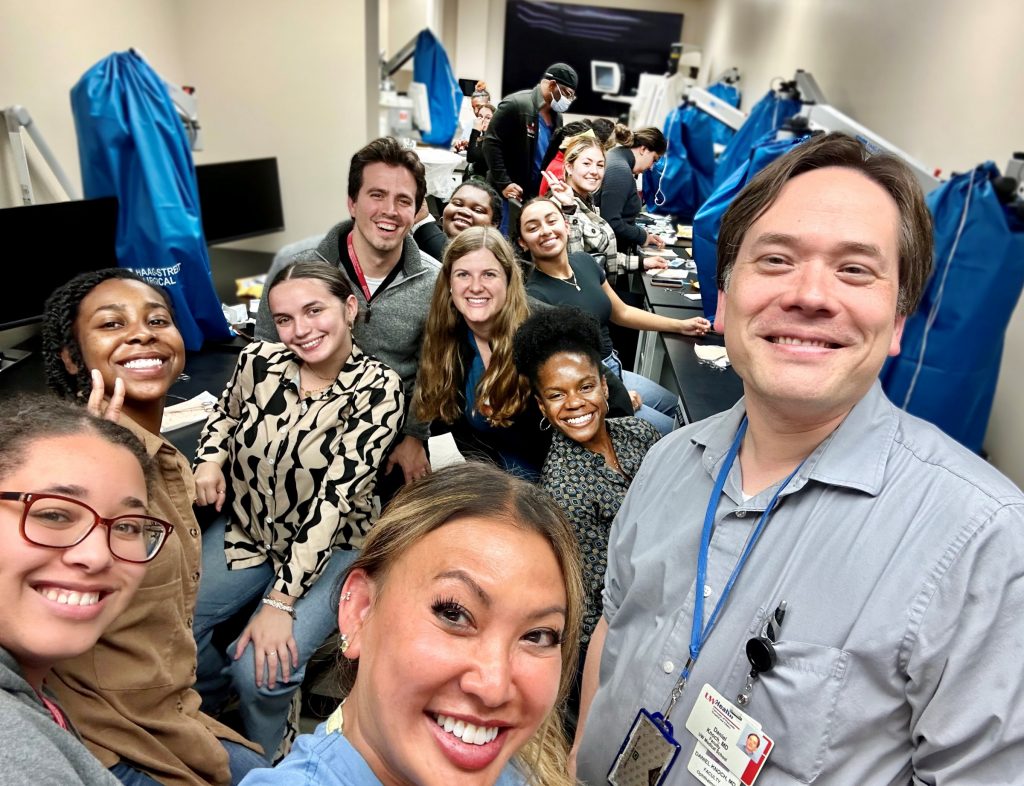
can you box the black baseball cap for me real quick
[543,63,578,91]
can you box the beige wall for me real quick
[1,0,375,253]
[698,0,1024,483]
[176,0,375,252]
[0,0,185,205]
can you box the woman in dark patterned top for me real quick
[192,261,404,758]
[513,306,659,654]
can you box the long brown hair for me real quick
[413,227,532,427]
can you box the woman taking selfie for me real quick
[517,199,711,435]
[240,462,583,786]
[0,395,168,785]
[43,269,264,785]
[193,261,404,759]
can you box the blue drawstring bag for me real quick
[413,30,462,147]
[71,50,230,350]
[881,163,1024,452]
[692,132,809,322]
[714,90,802,187]
[643,103,715,221]
[706,81,741,148]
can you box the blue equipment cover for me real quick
[70,50,230,350]
[706,81,740,148]
[714,90,802,187]
[881,163,1024,453]
[643,103,715,221]
[413,29,462,147]
[691,133,809,322]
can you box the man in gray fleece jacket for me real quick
[256,138,439,487]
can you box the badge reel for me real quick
[608,707,681,786]
[736,602,786,707]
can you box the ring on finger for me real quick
[267,651,277,658]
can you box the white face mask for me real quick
[551,84,573,113]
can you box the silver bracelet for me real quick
[261,597,296,618]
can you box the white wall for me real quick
[176,0,376,252]
[698,0,1024,484]
[0,0,376,253]
[0,0,185,205]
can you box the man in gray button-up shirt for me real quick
[574,133,1024,784]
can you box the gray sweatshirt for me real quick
[0,649,120,785]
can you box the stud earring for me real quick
[342,591,352,602]
[339,632,350,655]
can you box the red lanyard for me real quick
[346,234,373,302]
[36,689,69,730]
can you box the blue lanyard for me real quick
[664,416,804,719]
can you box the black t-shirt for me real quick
[526,252,614,358]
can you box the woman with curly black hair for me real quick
[41,269,264,786]
[514,306,659,670]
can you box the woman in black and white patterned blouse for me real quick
[192,261,404,758]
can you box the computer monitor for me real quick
[194,157,285,245]
[0,197,119,331]
[408,82,432,136]
[591,61,623,94]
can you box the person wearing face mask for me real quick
[482,63,578,203]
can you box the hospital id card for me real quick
[685,684,773,786]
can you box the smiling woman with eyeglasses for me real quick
[0,395,162,785]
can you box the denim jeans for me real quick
[110,741,266,786]
[603,351,678,435]
[193,515,358,757]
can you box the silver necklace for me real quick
[556,270,581,292]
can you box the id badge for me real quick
[608,709,681,786]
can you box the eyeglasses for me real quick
[554,83,576,101]
[1,492,173,563]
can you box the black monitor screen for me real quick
[195,157,285,245]
[502,1,684,117]
[0,197,119,330]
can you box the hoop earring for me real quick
[539,414,552,432]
